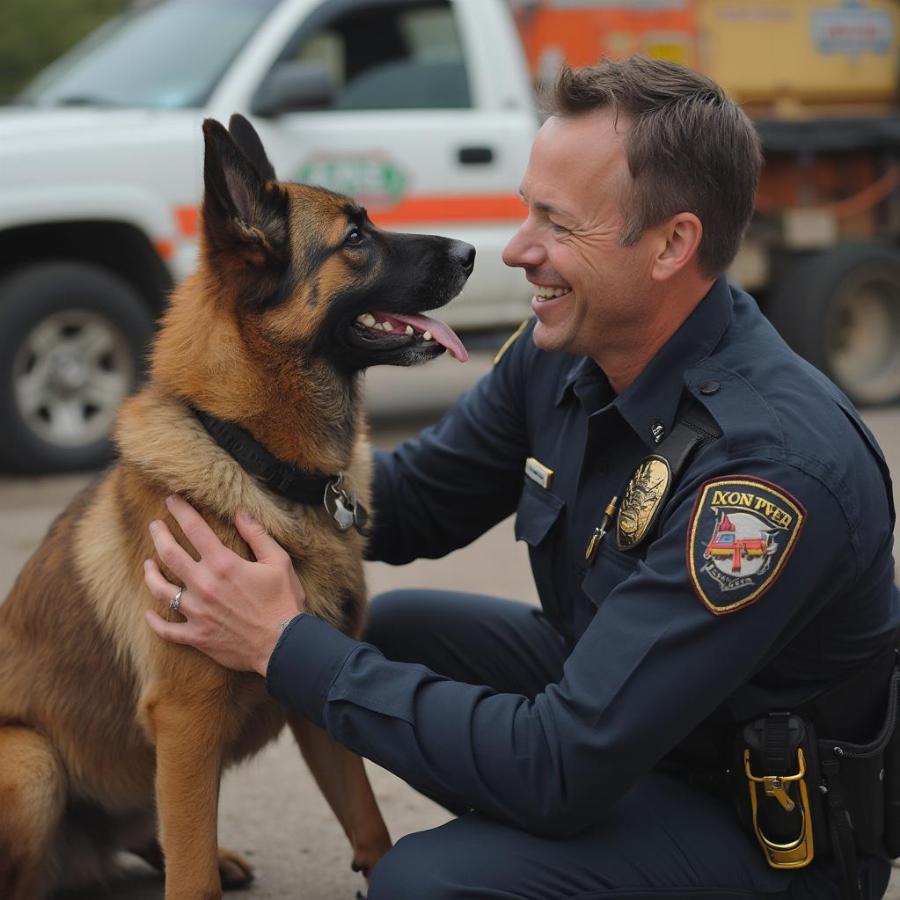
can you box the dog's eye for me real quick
[344,227,364,246]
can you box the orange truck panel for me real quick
[511,2,697,81]
[511,1,898,108]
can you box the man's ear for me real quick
[201,118,288,268]
[228,113,277,182]
[651,213,703,282]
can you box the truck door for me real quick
[246,0,534,332]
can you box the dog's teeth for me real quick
[382,321,393,332]
[360,313,376,327]
[405,325,414,335]
[423,330,432,341]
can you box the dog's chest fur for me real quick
[0,384,371,809]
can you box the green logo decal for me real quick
[296,156,407,208]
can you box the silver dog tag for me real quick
[324,488,355,532]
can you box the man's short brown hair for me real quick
[546,56,762,278]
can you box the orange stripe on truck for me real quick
[370,194,525,226]
[174,194,524,237]
[176,205,200,237]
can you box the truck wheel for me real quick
[766,242,900,406]
[0,261,155,473]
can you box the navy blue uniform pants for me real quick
[361,590,891,900]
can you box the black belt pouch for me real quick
[820,664,900,858]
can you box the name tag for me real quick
[525,457,554,490]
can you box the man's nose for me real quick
[502,221,544,269]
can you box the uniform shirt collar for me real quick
[554,276,733,448]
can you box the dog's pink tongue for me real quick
[384,312,469,362]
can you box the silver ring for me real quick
[169,586,185,612]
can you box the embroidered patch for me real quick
[687,477,806,615]
[617,455,672,549]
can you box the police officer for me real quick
[146,58,900,899]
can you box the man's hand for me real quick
[143,495,305,675]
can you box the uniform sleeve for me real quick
[365,326,532,564]
[269,458,865,836]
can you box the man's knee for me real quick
[367,831,455,900]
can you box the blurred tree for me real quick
[0,0,126,102]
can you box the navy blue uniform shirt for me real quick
[267,277,900,836]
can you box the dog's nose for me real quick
[450,241,476,276]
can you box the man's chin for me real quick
[532,319,571,354]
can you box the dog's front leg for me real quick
[144,689,225,900]
[290,714,392,878]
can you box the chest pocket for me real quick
[515,479,566,619]
[514,479,565,546]
[581,541,641,608]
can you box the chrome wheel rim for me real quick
[13,310,135,448]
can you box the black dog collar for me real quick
[189,405,370,534]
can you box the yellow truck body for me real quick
[697,0,899,110]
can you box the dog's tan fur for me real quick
[0,116,470,899]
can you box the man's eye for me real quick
[345,228,364,246]
[550,221,569,234]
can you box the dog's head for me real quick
[200,115,473,371]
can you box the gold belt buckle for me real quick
[743,747,815,868]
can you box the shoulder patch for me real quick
[687,476,806,615]
[493,319,530,365]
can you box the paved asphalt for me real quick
[1,350,899,899]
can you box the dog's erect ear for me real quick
[228,113,277,182]
[201,118,288,270]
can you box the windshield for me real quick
[17,0,280,110]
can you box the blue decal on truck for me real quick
[812,1,893,56]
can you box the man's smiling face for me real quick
[502,109,661,362]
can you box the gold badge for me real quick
[617,455,672,549]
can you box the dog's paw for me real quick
[218,848,254,890]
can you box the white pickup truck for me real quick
[6,0,899,473]
[0,0,537,472]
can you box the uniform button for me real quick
[699,381,720,395]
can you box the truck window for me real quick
[17,0,278,110]
[282,0,470,110]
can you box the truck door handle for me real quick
[458,146,494,165]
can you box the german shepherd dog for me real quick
[0,115,473,899]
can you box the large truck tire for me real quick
[766,242,900,406]
[0,261,156,473]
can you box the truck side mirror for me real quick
[251,62,336,117]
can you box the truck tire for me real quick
[0,261,155,473]
[766,242,900,406]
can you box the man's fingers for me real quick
[235,510,288,565]
[143,558,183,607]
[149,518,198,583]
[145,610,194,646]
[164,494,227,560]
